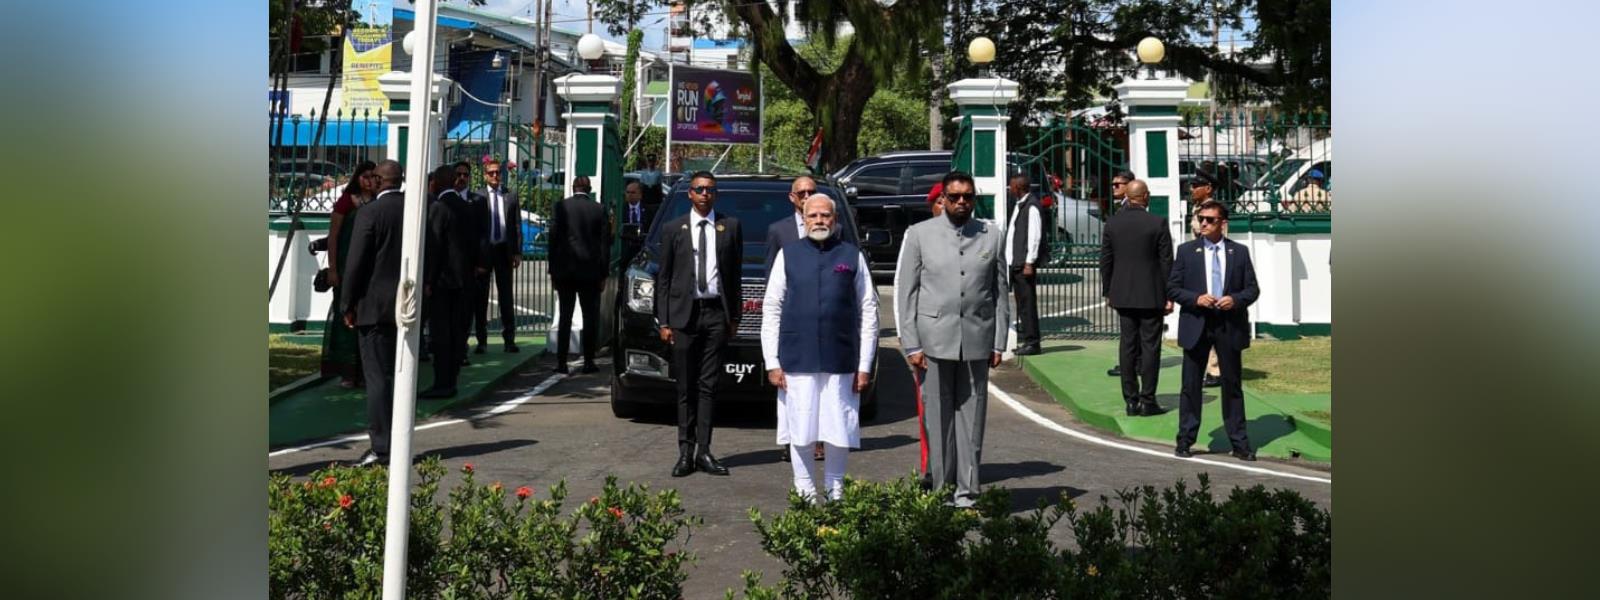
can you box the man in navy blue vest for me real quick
[761,194,878,502]
[763,176,827,464]
[1168,200,1260,461]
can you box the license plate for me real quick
[723,362,761,385]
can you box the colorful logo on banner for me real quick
[671,66,760,144]
[341,0,393,114]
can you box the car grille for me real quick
[737,281,765,338]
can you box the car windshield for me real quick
[645,182,859,271]
[1255,158,1307,188]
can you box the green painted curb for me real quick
[269,374,333,405]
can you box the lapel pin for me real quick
[717,224,726,232]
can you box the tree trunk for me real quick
[928,49,944,150]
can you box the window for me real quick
[847,165,901,196]
[908,162,949,196]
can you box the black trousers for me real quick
[555,279,601,364]
[357,323,398,456]
[1116,307,1163,408]
[1010,267,1040,347]
[474,259,518,345]
[672,299,728,454]
[428,287,466,389]
[1177,327,1250,451]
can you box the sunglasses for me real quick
[1112,181,1127,186]
[1196,215,1224,224]
[485,170,501,176]
[792,188,817,196]
[691,185,716,194]
[944,192,976,203]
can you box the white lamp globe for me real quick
[577,34,606,61]
[1136,36,1165,64]
[968,36,995,65]
[402,30,417,56]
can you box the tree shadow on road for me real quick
[1000,485,1089,515]
[981,460,1067,485]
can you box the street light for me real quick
[402,30,417,56]
[577,33,605,72]
[968,36,995,78]
[1137,36,1164,79]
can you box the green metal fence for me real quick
[1177,110,1332,220]
[1010,117,1130,339]
[268,109,388,214]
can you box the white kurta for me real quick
[761,247,879,448]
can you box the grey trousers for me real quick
[922,357,989,506]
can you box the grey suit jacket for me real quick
[895,216,1011,361]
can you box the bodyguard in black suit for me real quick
[549,176,609,374]
[421,166,481,398]
[451,161,490,358]
[340,160,407,466]
[654,171,743,477]
[1168,200,1260,460]
[619,181,655,265]
[1100,179,1173,417]
[475,160,524,353]
[762,176,813,275]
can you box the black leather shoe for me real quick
[671,453,695,477]
[474,343,487,355]
[1138,403,1166,417]
[1174,446,1194,458]
[1231,448,1257,461]
[1014,344,1042,356]
[1125,404,1141,417]
[356,450,385,467]
[553,363,569,374]
[581,362,599,374]
[1203,374,1221,388]
[505,343,521,353]
[1106,365,1121,377]
[696,452,730,476]
[778,448,791,462]
[418,387,456,399]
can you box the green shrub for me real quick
[268,457,698,599]
[732,474,1330,599]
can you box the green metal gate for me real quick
[1011,117,1128,339]
[441,118,565,337]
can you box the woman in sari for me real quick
[320,161,379,387]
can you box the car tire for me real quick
[609,374,641,419]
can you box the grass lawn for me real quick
[270,334,321,390]
[1163,336,1331,395]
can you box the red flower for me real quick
[320,476,336,488]
[463,462,475,473]
[589,496,599,505]
[338,494,354,509]
[608,507,624,520]
[516,486,533,499]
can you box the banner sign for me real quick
[341,0,393,114]
[669,65,761,144]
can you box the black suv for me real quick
[609,175,881,420]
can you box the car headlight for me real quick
[626,268,655,314]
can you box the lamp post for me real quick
[967,36,995,78]
[577,33,605,74]
[1137,36,1165,80]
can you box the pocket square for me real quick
[834,263,854,274]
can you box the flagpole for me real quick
[381,0,440,597]
[756,69,764,174]
[664,62,674,176]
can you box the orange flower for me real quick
[338,494,354,509]
[608,507,624,520]
[491,482,503,493]
[463,463,475,473]
[320,476,336,488]
[516,486,533,499]
[589,496,599,505]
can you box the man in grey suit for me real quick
[895,171,1010,507]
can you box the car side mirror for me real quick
[621,223,642,241]
[845,185,859,199]
[863,228,891,247]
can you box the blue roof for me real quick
[393,8,479,31]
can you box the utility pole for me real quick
[1208,1,1219,158]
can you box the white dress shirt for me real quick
[1005,200,1042,267]
[688,209,721,299]
[626,201,643,224]
[1203,236,1228,298]
[486,186,507,244]
[761,247,879,373]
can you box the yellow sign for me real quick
[340,2,392,114]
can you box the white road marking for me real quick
[1041,302,1104,319]
[487,298,549,317]
[987,382,1332,485]
[268,372,569,458]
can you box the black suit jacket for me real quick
[342,189,405,327]
[460,189,490,261]
[621,201,655,231]
[548,192,609,287]
[1100,205,1173,309]
[1168,237,1260,350]
[480,186,523,265]
[654,211,743,330]
[425,191,482,290]
[762,212,803,275]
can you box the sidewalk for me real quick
[1019,340,1331,462]
[270,335,545,448]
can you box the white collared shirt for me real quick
[626,201,643,224]
[1203,236,1228,297]
[689,209,721,299]
[761,248,879,373]
[486,186,507,243]
[792,211,805,238]
[1005,196,1042,266]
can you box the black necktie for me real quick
[697,220,709,294]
